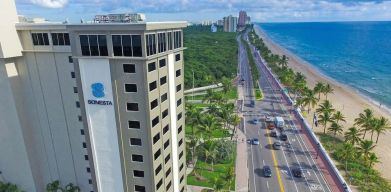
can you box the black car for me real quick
[263,166,272,177]
[270,130,277,137]
[292,168,303,178]
[280,133,288,141]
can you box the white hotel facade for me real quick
[0,0,187,191]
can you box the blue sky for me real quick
[15,0,391,23]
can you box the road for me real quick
[237,32,334,192]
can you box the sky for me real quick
[15,0,391,23]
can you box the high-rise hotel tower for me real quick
[0,0,187,191]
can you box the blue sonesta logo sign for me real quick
[88,82,113,105]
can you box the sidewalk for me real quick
[235,129,249,192]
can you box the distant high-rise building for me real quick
[217,19,224,26]
[0,0,187,192]
[201,20,213,26]
[223,15,238,32]
[93,13,146,23]
[238,10,247,27]
[246,16,251,25]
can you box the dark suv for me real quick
[292,168,303,178]
[280,133,288,141]
[263,166,272,177]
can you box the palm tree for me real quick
[225,165,235,191]
[230,115,241,140]
[210,148,218,171]
[202,89,214,103]
[354,108,374,139]
[338,143,355,173]
[221,77,232,94]
[0,182,22,192]
[322,83,334,99]
[313,82,325,100]
[212,177,225,192]
[302,89,319,113]
[344,127,362,146]
[368,152,380,169]
[218,103,234,129]
[316,100,335,114]
[318,111,333,134]
[328,122,343,136]
[65,183,80,192]
[357,140,376,163]
[332,111,346,124]
[199,114,220,140]
[207,104,220,116]
[372,116,390,143]
[187,136,200,165]
[46,180,63,192]
[186,103,202,135]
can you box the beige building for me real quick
[0,0,186,192]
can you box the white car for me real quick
[252,138,260,145]
[253,119,260,124]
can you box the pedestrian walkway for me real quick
[235,129,249,192]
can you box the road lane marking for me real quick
[250,144,257,192]
[265,128,285,192]
[267,181,270,189]
[263,160,265,166]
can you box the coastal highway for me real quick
[237,33,335,192]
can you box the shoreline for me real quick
[253,25,391,180]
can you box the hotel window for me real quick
[132,154,143,162]
[160,76,167,85]
[68,56,73,63]
[165,168,171,177]
[89,179,92,184]
[78,115,82,121]
[159,59,166,68]
[126,103,139,111]
[178,125,183,134]
[73,87,78,93]
[149,81,157,91]
[86,167,90,173]
[80,129,85,135]
[162,109,168,119]
[125,84,137,92]
[173,31,182,49]
[82,142,87,148]
[148,62,156,72]
[130,138,142,146]
[165,154,170,164]
[161,93,168,102]
[135,185,145,192]
[76,101,80,108]
[150,99,158,110]
[177,98,182,107]
[146,34,156,56]
[84,155,89,160]
[79,35,108,56]
[177,112,182,120]
[163,125,169,134]
[164,140,170,149]
[128,121,140,129]
[156,179,163,190]
[176,84,182,92]
[123,64,136,73]
[158,33,166,53]
[180,163,184,171]
[166,181,172,191]
[176,69,181,77]
[152,116,159,127]
[155,164,162,175]
[71,72,75,78]
[180,175,184,183]
[111,35,142,57]
[51,33,70,46]
[175,53,181,61]
[167,32,173,50]
[179,151,184,159]
[178,138,183,147]
[154,149,161,160]
[32,33,49,46]
[133,170,144,177]
[153,133,160,144]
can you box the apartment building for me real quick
[0,0,187,191]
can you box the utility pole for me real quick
[192,70,195,101]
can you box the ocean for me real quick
[258,21,391,109]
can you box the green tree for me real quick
[319,111,333,134]
[313,82,325,100]
[368,152,380,169]
[203,89,215,104]
[328,122,343,136]
[354,109,374,139]
[0,182,22,192]
[322,83,334,100]
[218,103,234,129]
[46,180,63,192]
[221,77,232,94]
[199,114,220,140]
[64,183,80,192]
[337,143,355,173]
[344,127,362,146]
[302,89,319,113]
[374,116,391,143]
[316,100,335,114]
[357,140,376,163]
[230,115,241,140]
[225,165,235,191]
[212,177,225,192]
[332,111,346,124]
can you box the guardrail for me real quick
[253,46,351,192]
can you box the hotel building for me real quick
[0,0,187,191]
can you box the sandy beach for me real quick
[254,25,391,180]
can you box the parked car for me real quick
[252,138,260,145]
[253,118,260,124]
[292,168,303,178]
[265,116,274,123]
[270,130,277,137]
[273,142,282,150]
[280,133,288,141]
[267,122,275,130]
[263,166,272,177]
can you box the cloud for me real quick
[30,0,68,8]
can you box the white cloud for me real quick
[30,0,68,8]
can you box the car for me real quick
[253,119,260,124]
[270,130,277,137]
[267,123,275,130]
[280,133,288,141]
[292,168,303,178]
[273,142,281,150]
[265,116,274,123]
[263,166,272,177]
[252,138,260,145]
[247,139,252,144]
